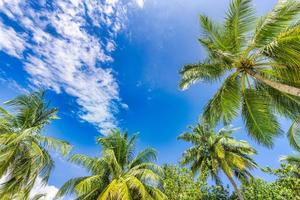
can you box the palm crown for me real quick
[178,124,257,200]
[0,91,71,199]
[56,129,166,200]
[180,0,300,147]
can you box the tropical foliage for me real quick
[56,130,166,200]
[0,91,71,199]
[179,0,300,147]
[242,164,300,200]
[0,0,300,199]
[178,124,257,200]
[162,165,203,200]
[162,165,235,200]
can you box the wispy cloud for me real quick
[0,77,29,94]
[0,21,25,58]
[0,0,140,133]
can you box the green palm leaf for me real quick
[242,89,281,147]
[252,0,300,48]
[225,0,255,52]
[287,120,300,151]
[179,62,224,90]
[203,73,241,126]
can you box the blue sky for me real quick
[0,0,295,198]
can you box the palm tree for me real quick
[56,129,166,200]
[178,124,257,200]
[0,91,71,199]
[179,0,300,147]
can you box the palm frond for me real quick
[287,120,300,151]
[55,177,87,199]
[225,0,255,52]
[69,154,105,174]
[198,39,235,64]
[98,179,119,200]
[242,89,281,147]
[261,22,300,69]
[255,81,300,120]
[281,155,300,166]
[202,73,241,126]
[126,176,150,200]
[251,0,300,48]
[129,148,157,169]
[5,91,57,129]
[179,62,224,90]
[36,135,72,156]
[199,15,228,51]
[74,175,106,195]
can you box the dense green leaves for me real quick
[242,178,300,200]
[162,165,236,200]
[163,165,203,200]
[243,164,300,200]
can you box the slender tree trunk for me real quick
[226,175,244,200]
[247,69,300,97]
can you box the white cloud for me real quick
[135,0,145,8]
[0,21,25,58]
[0,0,137,133]
[30,177,59,200]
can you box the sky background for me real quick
[0,0,295,199]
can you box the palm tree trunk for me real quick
[226,175,244,200]
[247,69,300,97]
